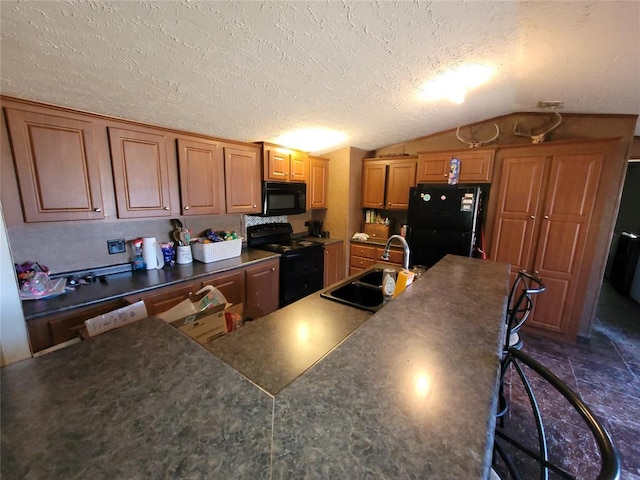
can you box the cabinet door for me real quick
[309,156,329,209]
[177,138,225,215]
[416,154,449,183]
[385,161,416,210]
[201,269,246,306]
[323,241,344,287]
[224,147,261,214]
[529,151,603,334]
[362,161,387,208]
[126,282,198,316]
[27,299,127,353]
[417,150,494,183]
[490,155,546,273]
[289,151,308,182]
[264,149,290,182]
[109,127,172,218]
[458,150,495,182]
[245,259,279,319]
[4,108,105,222]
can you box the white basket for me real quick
[191,238,242,263]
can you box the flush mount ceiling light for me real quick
[418,64,495,104]
[273,128,347,153]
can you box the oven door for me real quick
[279,247,324,306]
[262,182,306,216]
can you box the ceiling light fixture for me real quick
[273,128,347,153]
[418,64,495,104]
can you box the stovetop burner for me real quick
[246,223,322,255]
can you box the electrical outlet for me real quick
[107,239,126,254]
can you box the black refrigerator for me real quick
[407,185,484,268]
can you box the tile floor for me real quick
[496,281,640,479]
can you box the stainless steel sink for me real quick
[320,268,388,312]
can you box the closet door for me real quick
[490,155,546,274]
[529,150,603,334]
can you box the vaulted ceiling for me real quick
[1,1,638,154]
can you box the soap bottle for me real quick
[382,268,396,300]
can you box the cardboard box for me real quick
[174,303,244,344]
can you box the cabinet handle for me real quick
[164,206,169,211]
[184,206,190,210]
[271,267,275,271]
[387,202,391,206]
[530,215,535,220]
[544,215,549,219]
[379,203,383,206]
[93,208,102,212]
[253,204,257,208]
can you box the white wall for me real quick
[0,203,31,366]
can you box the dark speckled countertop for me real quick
[2,255,510,479]
[21,248,279,320]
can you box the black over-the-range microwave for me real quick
[261,181,307,216]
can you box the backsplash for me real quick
[7,215,242,274]
[7,211,312,274]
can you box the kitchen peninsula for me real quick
[1,255,510,479]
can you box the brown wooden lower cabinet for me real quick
[323,241,344,287]
[349,242,405,275]
[126,281,199,316]
[201,269,246,306]
[27,299,129,353]
[245,259,280,319]
[25,258,280,354]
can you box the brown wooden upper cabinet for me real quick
[308,156,329,209]
[417,149,495,183]
[4,107,106,222]
[362,157,417,210]
[224,146,262,214]
[108,127,173,218]
[177,137,225,216]
[262,143,308,182]
[489,140,614,342]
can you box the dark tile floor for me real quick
[497,281,640,479]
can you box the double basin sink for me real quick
[320,268,391,312]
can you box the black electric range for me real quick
[247,223,324,307]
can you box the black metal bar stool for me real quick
[497,271,546,418]
[492,347,620,480]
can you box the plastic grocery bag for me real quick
[156,285,227,323]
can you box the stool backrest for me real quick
[493,348,620,479]
[504,271,545,351]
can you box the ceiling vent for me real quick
[537,101,564,109]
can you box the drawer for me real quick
[375,247,404,265]
[350,243,375,259]
[363,223,390,239]
[350,255,375,270]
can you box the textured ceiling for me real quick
[1,1,639,154]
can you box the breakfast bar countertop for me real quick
[1,255,510,480]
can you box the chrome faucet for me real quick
[382,235,411,270]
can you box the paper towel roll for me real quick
[143,237,158,270]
